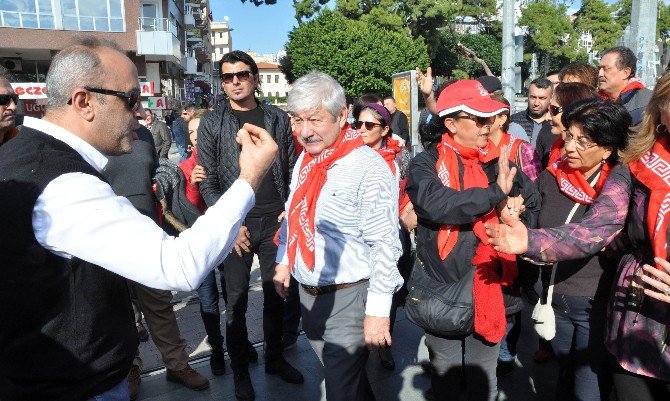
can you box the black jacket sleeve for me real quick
[395,112,410,144]
[197,113,223,207]
[407,149,507,226]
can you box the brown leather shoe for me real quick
[166,366,209,390]
[127,364,141,401]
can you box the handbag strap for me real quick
[546,170,602,306]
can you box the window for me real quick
[220,32,223,38]
[275,74,279,83]
[0,0,55,28]
[259,75,263,83]
[62,0,125,32]
[275,91,280,97]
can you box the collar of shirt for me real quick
[22,116,108,172]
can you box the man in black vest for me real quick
[0,37,277,401]
[198,50,301,401]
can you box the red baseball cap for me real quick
[436,80,508,117]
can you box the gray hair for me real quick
[46,36,121,109]
[287,71,346,119]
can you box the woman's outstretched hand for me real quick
[485,218,529,255]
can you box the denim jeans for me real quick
[551,293,611,401]
[196,269,226,349]
[87,379,128,401]
[498,312,521,362]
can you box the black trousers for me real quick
[223,215,284,372]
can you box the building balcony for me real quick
[183,56,198,75]
[184,13,195,27]
[136,18,182,65]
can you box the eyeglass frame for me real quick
[353,120,385,130]
[0,94,19,106]
[564,129,597,151]
[221,70,254,84]
[549,104,563,116]
[452,113,495,127]
[67,86,141,112]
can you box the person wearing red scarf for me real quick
[597,46,652,125]
[486,71,670,401]
[356,102,414,371]
[273,72,403,401]
[406,79,541,401]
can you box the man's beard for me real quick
[528,109,546,119]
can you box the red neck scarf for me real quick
[547,137,565,168]
[599,77,646,101]
[376,136,402,177]
[492,132,522,165]
[629,135,670,269]
[547,152,611,205]
[286,125,365,270]
[435,133,516,343]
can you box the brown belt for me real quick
[301,279,369,296]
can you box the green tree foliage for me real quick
[519,0,579,72]
[241,0,330,25]
[457,34,503,76]
[574,0,622,53]
[280,10,430,98]
[614,0,632,28]
[659,2,670,39]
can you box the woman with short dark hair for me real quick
[536,99,630,401]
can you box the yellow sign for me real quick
[392,75,412,136]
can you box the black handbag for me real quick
[404,257,475,336]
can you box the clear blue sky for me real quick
[210,1,297,55]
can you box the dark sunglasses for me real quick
[454,114,494,127]
[353,120,385,130]
[0,94,19,106]
[549,104,563,116]
[68,87,141,112]
[221,70,253,84]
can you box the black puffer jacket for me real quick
[197,100,296,207]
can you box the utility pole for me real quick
[501,0,516,109]
[629,0,658,87]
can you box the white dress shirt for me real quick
[276,146,403,317]
[25,117,255,292]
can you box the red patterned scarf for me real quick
[547,137,565,168]
[286,125,365,270]
[494,133,523,165]
[599,77,646,101]
[547,154,611,205]
[435,133,516,343]
[376,136,402,177]
[629,135,670,269]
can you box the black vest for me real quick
[0,127,136,401]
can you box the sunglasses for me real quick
[454,114,494,127]
[0,94,19,106]
[549,104,563,116]
[221,70,253,84]
[68,87,141,112]
[353,120,385,130]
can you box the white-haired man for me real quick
[0,37,276,400]
[273,71,403,401]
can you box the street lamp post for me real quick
[501,0,516,109]
[629,0,658,87]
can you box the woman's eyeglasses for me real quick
[221,70,253,84]
[454,114,494,127]
[0,94,19,106]
[549,104,563,116]
[565,130,596,151]
[353,120,385,130]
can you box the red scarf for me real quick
[286,125,365,270]
[435,133,516,343]
[547,153,611,205]
[494,133,523,165]
[547,137,565,168]
[376,136,402,177]
[628,135,670,269]
[599,77,646,101]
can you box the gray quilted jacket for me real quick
[197,100,296,207]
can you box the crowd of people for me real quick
[0,37,669,401]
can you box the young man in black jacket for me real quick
[197,50,301,401]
